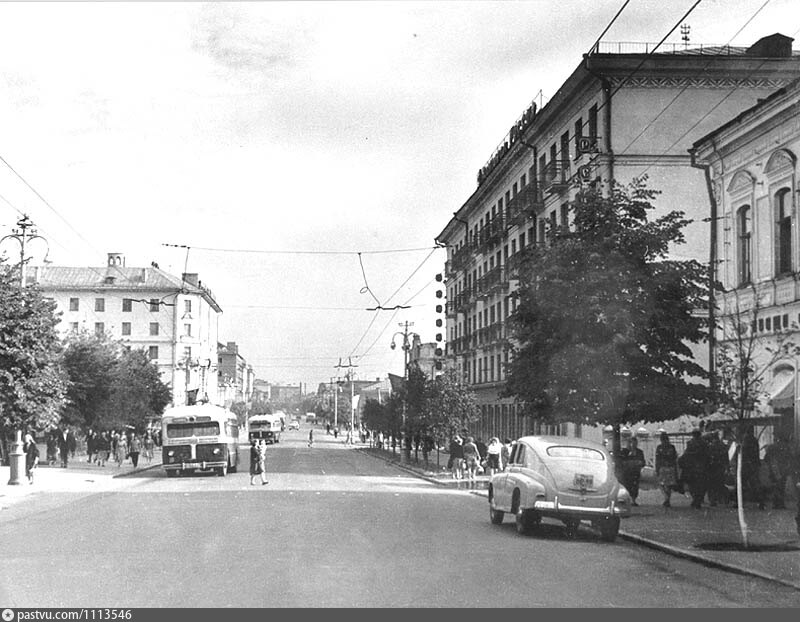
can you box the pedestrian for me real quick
[763,432,793,509]
[447,435,464,480]
[96,431,110,466]
[115,431,128,467]
[128,433,141,468]
[308,428,314,448]
[333,427,339,439]
[24,433,39,485]
[463,436,481,484]
[46,429,58,466]
[679,429,710,509]
[485,437,503,477]
[705,430,730,507]
[143,430,155,464]
[621,437,646,506]
[57,425,73,468]
[86,428,97,464]
[326,423,331,435]
[250,439,267,485]
[655,431,678,507]
[501,438,513,471]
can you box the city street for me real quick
[1,427,799,607]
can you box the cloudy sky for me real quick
[0,0,797,388]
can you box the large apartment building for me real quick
[32,253,222,407]
[435,33,800,443]
[692,76,800,444]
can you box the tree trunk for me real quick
[736,447,749,548]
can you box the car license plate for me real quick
[574,474,593,489]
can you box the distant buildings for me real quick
[33,252,222,407]
[217,341,255,407]
[435,33,800,443]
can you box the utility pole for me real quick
[336,357,358,440]
[0,215,47,485]
[330,377,340,429]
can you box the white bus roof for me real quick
[162,403,235,420]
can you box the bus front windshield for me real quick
[166,422,220,438]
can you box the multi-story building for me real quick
[33,252,222,407]
[692,76,800,444]
[217,341,254,407]
[435,33,800,443]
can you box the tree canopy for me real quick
[0,261,67,436]
[503,177,709,429]
[61,331,172,432]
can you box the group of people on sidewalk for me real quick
[650,427,799,516]
[447,435,512,484]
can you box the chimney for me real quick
[182,273,199,287]
[746,33,793,58]
[107,252,125,267]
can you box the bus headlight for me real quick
[212,448,221,455]
[167,450,175,457]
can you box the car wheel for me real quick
[489,505,504,525]
[564,519,580,539]
[217,465,227,477]
[599,517,620,542]
[515,508,539,535]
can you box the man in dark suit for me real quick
[57,426,75,468]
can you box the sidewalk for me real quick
[358,446,800,591]
[0,449,162,508]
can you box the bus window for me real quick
[166,422,220,438]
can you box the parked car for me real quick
[488,435,631,542]
[288,420,300,430]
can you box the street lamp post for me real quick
[1,215,47,485]
[390,321,420,461]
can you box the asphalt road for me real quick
[1,428,799,607]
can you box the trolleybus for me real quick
[161,403,240,477]
[248,413,282,444]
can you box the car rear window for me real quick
[546,446,605,461]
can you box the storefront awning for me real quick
[769,377,794,411]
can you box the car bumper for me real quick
[163,461,226,471]
[532,497,630,517]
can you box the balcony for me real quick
[506,182,544,228]
[476,266,509,299]
[475,322,507,347]
[542,159,572,195]
[477,215,505,253]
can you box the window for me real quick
[121,322,131,336]
[519,232,525,249]
[184,323,192,337]
[183,346,192,360]
[94,322,104,336]
[560,203,569,226]
[122,298,132,312]
[184,300,192,314]
[775,188,792,275]
[149,323,159,336]
[589,104,598,139]
[574,118,583,150]
[69,298,79,312]
[560,131,570,162]
[148,346,159,360]
[149,298,160,312]
[95,298,105,312]
[737,205,752,285]
[70,322,79,333]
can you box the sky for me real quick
[0,0,797,389]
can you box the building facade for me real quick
[33,253,222,407]
[217,341,254,407]
[692,76,800,444]
[435,34,800,444]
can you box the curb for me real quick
[366,449,800,592]
[112,462,163,478]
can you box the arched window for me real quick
[737,205,752,285]
[775,188,792,275]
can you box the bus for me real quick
[161,403,240,477]
[248,414,282,444]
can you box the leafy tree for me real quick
[361,398,389,433]
[504,178,709,449]
[61,331,117,430]
[426,368,480,443]
[0,260,67,461]
[107,347,172,431]
[61,332,171,432]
